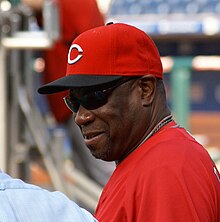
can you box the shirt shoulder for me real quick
[135,123,211,168]
[0,172,96,222]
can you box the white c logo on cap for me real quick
[68,44,83,64]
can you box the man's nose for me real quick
[74,105,95,126]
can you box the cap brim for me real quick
[38,74,123,94]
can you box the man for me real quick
[0,170,97,221]
[38,23,220,221]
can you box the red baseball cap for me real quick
[38,22,163,94]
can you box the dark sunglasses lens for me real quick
[81,91,108,110]
[64,97,80,113]
[65,79,127,112]
[64,92,108,113]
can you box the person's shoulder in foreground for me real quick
[0,171,97,222]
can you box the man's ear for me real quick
[139,75,157,106]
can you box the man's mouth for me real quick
[84,132,101,140]
[83,131,104,145]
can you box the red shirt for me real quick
[43,0,104,122]
[95,121,220,222]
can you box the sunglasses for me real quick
[63,77,138,113]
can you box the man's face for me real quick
[72,78,150,162]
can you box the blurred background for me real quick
[0,0,219,212]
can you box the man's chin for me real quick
[89,147,113,162]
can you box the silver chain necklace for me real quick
[139,114,173,147]
[116,115,173,165]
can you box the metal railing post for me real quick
[171,57,192,130]
[0,41,7,171]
